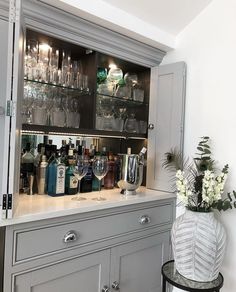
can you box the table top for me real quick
[0,187,175,226]
[162,260,224,291]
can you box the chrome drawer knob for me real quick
[63,231,77,243]
[102,285,110,292]
[148,123,154,130]
[111,281,120,290]
[139,215,151,225]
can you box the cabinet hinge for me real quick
[6,100,16,117]
[9,0,16,23]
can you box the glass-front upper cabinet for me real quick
[22,29,150,138]
[95,53,150,136]
[23,29,96,131]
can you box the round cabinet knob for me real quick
[102,285,110,292]
[63,231,77,243]
[112,281,120,290]
[148,123,154,130]
[139,215,151,225]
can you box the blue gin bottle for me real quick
[47,153,65,196]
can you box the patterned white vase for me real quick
[171,210,226,282]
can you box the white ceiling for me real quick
[45,0,212,50]
[102,0,212,36]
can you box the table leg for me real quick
[162,277,166,292]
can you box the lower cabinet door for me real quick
[110,232,170,292]
[14,250,110,292]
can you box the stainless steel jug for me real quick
[117,153,144,195]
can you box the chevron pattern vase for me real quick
[171,210,226,282]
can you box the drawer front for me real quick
[15,204,172,263]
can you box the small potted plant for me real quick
[163,136,236,282]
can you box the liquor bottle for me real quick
[37,155,48,195]
[34,143,45,193]
[138,147,147,165]
[104,152,115,189]
[47,151,66,196]
[21,143,35,192]
[65,149,78,195]
[80,149,93,193]
[114,154,121,187]
[21,142,35,174]
[100,146,107,187]
[34,143,45,168]
[60,139,67,165]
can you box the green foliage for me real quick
[194,136,214,172]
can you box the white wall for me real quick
[162,0,236,291]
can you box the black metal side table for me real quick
[161,260,224,292]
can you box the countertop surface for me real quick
[0,187,176,226]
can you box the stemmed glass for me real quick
[71,155,89,201]
[92,155,108,201]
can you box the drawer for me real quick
[14,204,172,263]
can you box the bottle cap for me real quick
[41,155,47,162]
[68,149,74,156]
[140,147,147,155]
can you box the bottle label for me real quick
[56,165,65,194]
[70,176,78,189]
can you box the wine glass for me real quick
[107,67,123,95]
[71,155,89,201]
[92,155,108,201]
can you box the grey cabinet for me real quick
[110,232,170,292]
[15,249,110,292]
[14,232,169,292]
[4,199,175,292]
[0,0,186,217]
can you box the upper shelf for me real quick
[21,124,147,139]
[24,79,92,96]
[96,93,148,107]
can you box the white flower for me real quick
[201,170,228,208]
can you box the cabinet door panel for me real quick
[0,18,9,197]
[111,232,170,292]
[6,0,25,217]
[147,62,186,192]
[15,250,110,292]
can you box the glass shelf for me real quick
[24,78,91,95]
[21,124,147,139]
[96,93,148,107]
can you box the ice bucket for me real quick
[117,154,144,195]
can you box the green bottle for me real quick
[65,149,78,195]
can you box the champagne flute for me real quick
[92,155,108,201]
[71,155,89,201]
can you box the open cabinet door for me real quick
[0,9,9,220]
[4,0,25,218]
[147,62,186,193]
